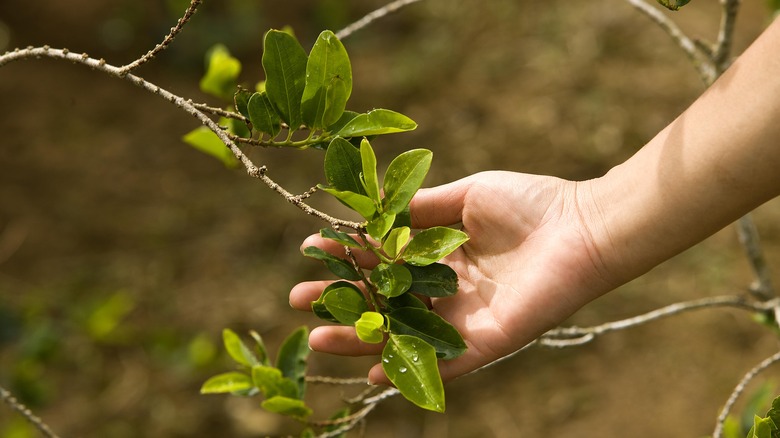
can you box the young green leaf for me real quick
[301,30,352,129]
[336,109,417,137]
[403,227,469,266]
[355,311,385,344]
[251,365,299,399]
[319,228,361,248]
[406,263,459,297]
[275,326,309,399]
[312,281,363,323]
[318,185,377,219]
[182,126,239,168]
[234,88,253,119]
[261,396,313,419]
[360,138,381,204]
[382,334,445,413]
[303,246,361,281]
[367,211,396,241]
[249,330,271,366]
[324,137,366,195]
[383,226,411,260]
[248,92,282,137]
[370,263,413,298]
[323,286,369,325]
[200,371,253,394]
[262,30,308,128]
[746,414,777,438]
[383,149,432,214]
[222,328,259,367]
[387,307,467,360]
[200,44,241,100]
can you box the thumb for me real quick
[409,177,472,229]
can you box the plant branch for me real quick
[713,350,780,438]
[336,0,423,40]
[712,0,741,73]
[119,0,203,75]
[737,214,775,300]
[1,385,61,438]
[192,101,249,124]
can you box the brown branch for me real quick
[712,0,741,74]
[336,0,424,40]
[191,101,249,124]
[737,214,775,300]
[1,385,61,438]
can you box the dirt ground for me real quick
[1,1,780,437]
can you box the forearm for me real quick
[586,18,780,286]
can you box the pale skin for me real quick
[290,18,780,385]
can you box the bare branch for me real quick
[712,0,741,73]
[191,101,249,124]
[305,376,368,385]
[737,214,775,300]
[336,0,423,40]
[1,385,61,438]
[119,0,203,75]
[713,350,780,438]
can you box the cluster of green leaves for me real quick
[184,30,417,166]
[738,395,780,438]
[201,328,313,420]
[305,137,469,412]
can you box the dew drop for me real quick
[412,354,419,362]
[382,358,389,363]
[399,367,407,373]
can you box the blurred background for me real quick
[1,0,779,436]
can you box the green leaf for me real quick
[367,211,396,241]
[393,205,412,229]
[262,30,308,128]
[386,292,428,311]
[248,92,282,137]
[222,328,259,367]
[249,330,271,366]
[200,44,241,100]
[303,246,361,281]
[355,311,385,344]
[370,263,413,298]
[320,228,361,248]
[251,365,299,399]
[300,428,316,438]
[261,396,313,419]
[656,0,691,11]
[182,126,239,168]
[406,263,459,297]
[382,334,445,412]
[403,227,469,267]
[324,137,366,195]
[301,30,352,129]
[275,326,309,399]
[327,110,360,133]
[234,88,252,119]
[337,109,417,137]
[312,281,363,323]
[323,286,369,325]
[360,138,381,204]
[749,415,777,438]
[200,372,253,394]
[325,408,350,438]
[383,227,411,260]
[387,307,467,360]
[383,149,432,214]
[318,185,377,219]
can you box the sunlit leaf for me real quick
[323,286,369,325]
[182,126,239,168]
[383,226,411,260]
[251,365,299,399]
[275,326,309,399]
[406,263,459,297]
[355,311,385,344]
[303,246,361,281]
[312,281,363,323]
[261,396,313,419]
[324,137,365,195]
[337,109,417,137]
[200,44,241,100]
[248,92,282,137]
[383,149,432,215]
[367,211,396,241]
[360,138,381,204]
[382,334,445,412]
[318,185,377,219]
[200,372,253,394]
[387,307,466,360]
[370,263,413,298]
[222,328,259,367]
[262,30,308,128]
[301,30,352,129]
[249,330,271,366]
[403,227,469,266]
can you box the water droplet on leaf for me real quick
[399,367,407,373]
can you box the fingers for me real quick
[289,280,332,311]
[409,177,472,229]
[309,325,384,356]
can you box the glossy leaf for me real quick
[337,109,417,137]
[324,137,366,195]
[222,328,259,367]
[370,263,413,298]
[382,334,445,412]
[387,307,466,360]
[303,246,361,281]
[319,228,361,248]
[403,227,469,266]
[312,281,362,323]
[182,126,239,168]
[200,372,253,394]
[327,110,360,133]
[301,30,352,128]
[200,44,241,100]
[360,138,381,204]
[261,396,313,419]
[318,185,377,219]
[385,292,428,311]
[355,311,385,344]
[251,365,299,399]
[367,211,396,241]
[323,286,369,325]
[406,263,459,297]
[275,326,309,399]
[234,88,252,119]
[262,30,308,128]
[383,226,411,259]
[383,149,432,214]
[249,330,271,366]
[248,92,282,137]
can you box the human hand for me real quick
[290,171,614,384]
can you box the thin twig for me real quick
[737,214,775,300]
[713,350,780,438]
[712,0,741,74]
[119,0,203,75]
[192,101,249,124]
[336,0,423,40]
[305,376,368,385]
[0,385,61,438]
